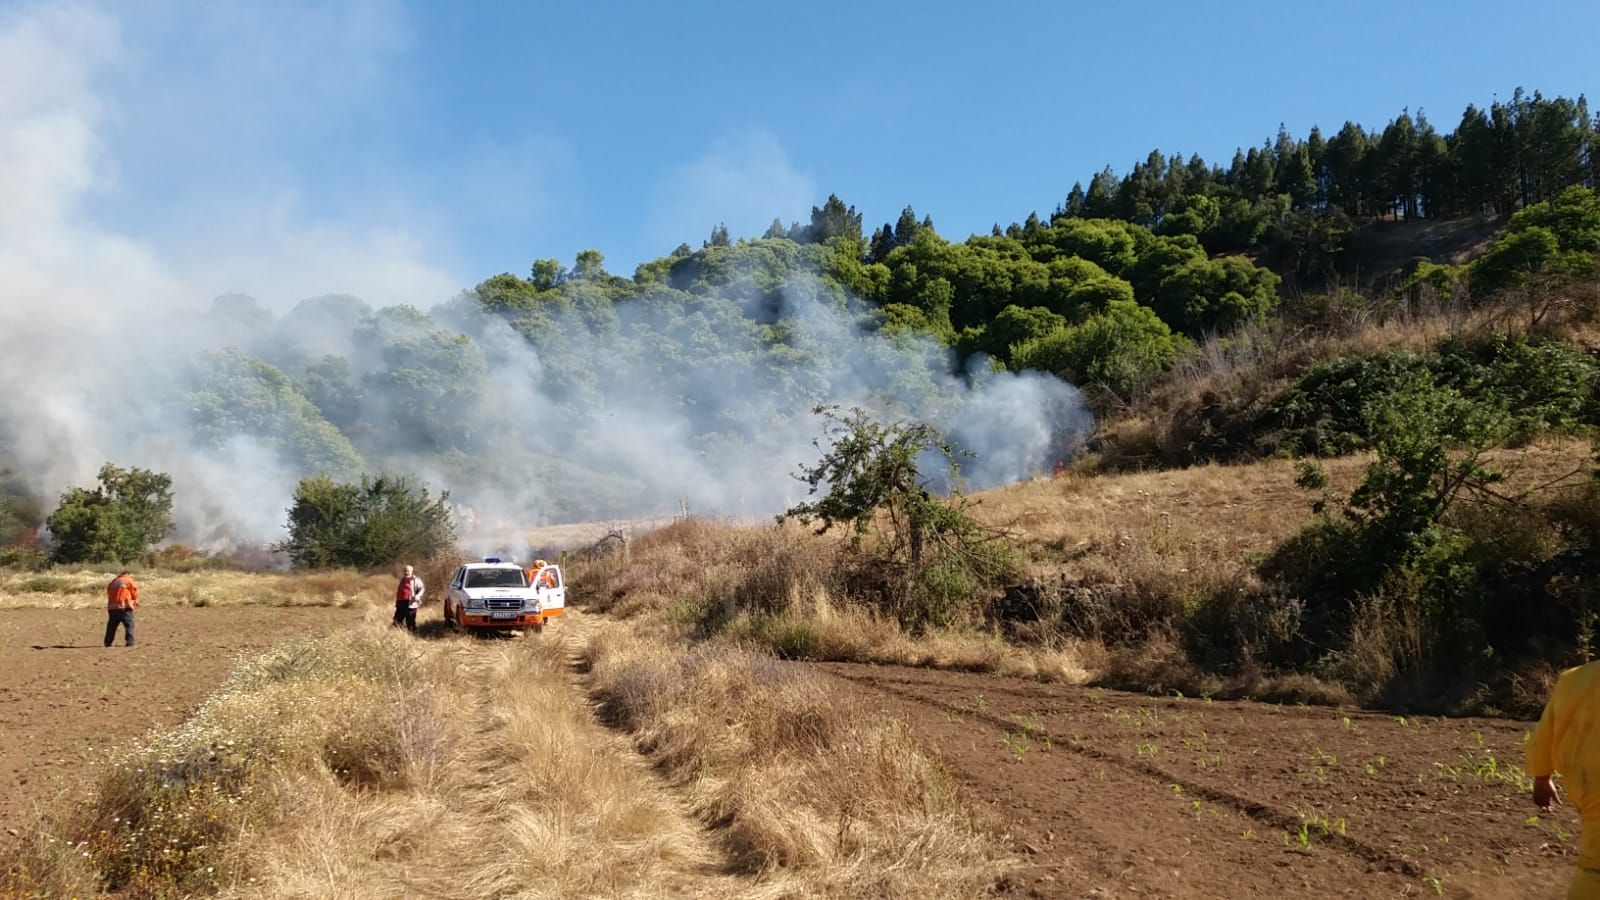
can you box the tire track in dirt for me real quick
[551,613,751,898]
[815,661,1574,899]
[849,671,1423,874]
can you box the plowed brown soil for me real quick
[0,605,365,848]
[817,662,1576,899]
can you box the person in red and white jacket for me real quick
[393,565,424,632]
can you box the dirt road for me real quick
[0,605,365,846]
[818,662,1575,899]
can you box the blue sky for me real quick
[7,0,1598,306]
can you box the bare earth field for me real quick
[0,605,365,847]
[818,662,1576,899]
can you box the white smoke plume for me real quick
[0,3,1091,558]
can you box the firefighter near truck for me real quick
[443,558,566,634]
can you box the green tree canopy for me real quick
[277,473,455,570]
[46,464,174,564]
[1011,299,1188,397]
[189,350,364,480]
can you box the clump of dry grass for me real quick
[584,620,1010,897]
[575,517,840,624]
[4,619,737,899]
[725,600,1104,683]
[575,517,1100,686]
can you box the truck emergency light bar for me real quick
[484,557,502,563]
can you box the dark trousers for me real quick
[393,603,417,632]
[105,609,135,646]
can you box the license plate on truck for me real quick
[492,611,520,620]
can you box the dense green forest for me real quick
[1,88,1597,548]
[1040,88,1600,271]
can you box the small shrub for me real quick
[783,406,1022,630]
[0,544,49,571]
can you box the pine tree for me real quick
[807,194,864,243]
[1059,182,1087,220]
[893,205,922,245]
[1453,104,1498,215]
[1324,122,1371,216]
[1083,168,1119,218]
[1377,110,1419,218]
[1306,126,1328,203]
[869,224,896,262]
[1160,153,1189,217]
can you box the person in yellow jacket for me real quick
[105,570,139,648]
[1527,660,1600,898]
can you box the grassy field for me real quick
[0,567,389,610]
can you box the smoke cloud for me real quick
[0,3,1091,558]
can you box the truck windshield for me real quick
[465,569,526,589]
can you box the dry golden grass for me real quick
[4,611,743,899]
[583,615,1010,898]
[574,517,844,622]
[4,597,1010,898]
[973,436,1593,588]
[0,567,390,611]
[573,516,1106,690]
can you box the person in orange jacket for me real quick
[1527,659,1600,898]
[529,559,557,589]
[105,570,139,648]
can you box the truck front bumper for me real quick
[458,611,544,628]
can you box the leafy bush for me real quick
[1151,254,1281,336]
[957,304,1066,364]
[1260,338,1598,458]
[44,464,174,564]
[0,544,49,570]
[1263,382,1598,706]
[277,473,456,570]
[1011,299,1188,397]
[1267,376,1506,603]
[1469,186,1600,295]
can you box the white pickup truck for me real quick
[443,558,566,634]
